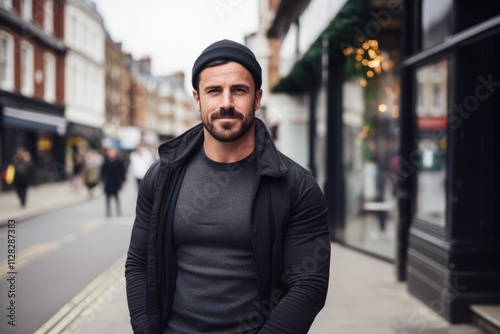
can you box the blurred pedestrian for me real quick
[12,147,34,208]
[100,148,125,217]
[128,144,154,188]
[70,146,84,192]
[125,39,330,334]
[82,148,103,197]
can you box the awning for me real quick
[272,0,371,94]
[3,107,67,135]
[67,122,104,148]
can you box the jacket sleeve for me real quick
[125,164,157,334]
[259,172,331,334]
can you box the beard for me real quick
[201,103,255,142]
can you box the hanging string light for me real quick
[342,36,391,83]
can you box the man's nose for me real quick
[220,90,234,110]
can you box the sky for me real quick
[92,0,259,88]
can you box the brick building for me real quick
[0,0,67,189]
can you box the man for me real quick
[125,39,330,334]
[129,144,155,188]
[100,147,126,217]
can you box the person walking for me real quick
[128,144,154,188]
[125,39,330,334]
[70,146,84,192]
[82,148,103,197]
[12,147,34,208]
[100,147,125,217]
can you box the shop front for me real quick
[271,0,403,261]
[399,0,500,325]
[1,101,67,190]
[340,30,401,260]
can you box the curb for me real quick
[0,191,103,227]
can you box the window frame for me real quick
[21,0,33,21]
[44,52,56,102]
[0,30,15,91]
[43,0,54,34]
[20,40,35,96]
[0,0,13,10]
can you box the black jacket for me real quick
[125,119,330,333]
[100,158,126,194]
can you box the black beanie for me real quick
[192,39,262,90]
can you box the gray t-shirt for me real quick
[164,147,260,334]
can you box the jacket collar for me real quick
[158,118,287,177]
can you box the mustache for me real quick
[211,108,244,120]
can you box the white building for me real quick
[64,0,105,147]
[265,0,348,174]
[157,73,198,141]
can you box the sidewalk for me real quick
[71,244,482,334]
[0,181,100,227]
[1,182,483,333]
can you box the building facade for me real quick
[156,72,198,142]
[268,0,500,329]
[126,56,159,148]
[64,0,105,151]
[104,34,132,140]
[399,0,500,327]
[0,0,67,189]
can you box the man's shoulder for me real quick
[145,159,161,176]
[277,151,310,180]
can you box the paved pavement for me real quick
[0,181,100,227]
[0,182,484,333]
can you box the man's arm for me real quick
[125,164,156,334]
[260,172,331,333]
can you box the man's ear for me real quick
[254,89,263,111]
[192,89,201,111]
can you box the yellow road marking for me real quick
[0,218,106,278]
[0,241,60,278]
[62,233,77,243]
[81,218,105,234]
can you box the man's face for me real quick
[193,61,262,143]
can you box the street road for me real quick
[0,180,136,334]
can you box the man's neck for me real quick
[203,126,255,163]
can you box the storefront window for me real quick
[415,58,448,226]
[421,0,453,49]
[342,37,401,260]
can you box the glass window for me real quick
[415,58,449,226]
[69,63,76,102]
[22,0,32,21]
[342,38,401,260]
[44,0,54,34]
[44,52,56,102]
[71,16,77,41]
[421,0,453,49]
[81,23,87,52]
[0,0,12,9]
[21,41,34,96]
[0,31,14,91]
